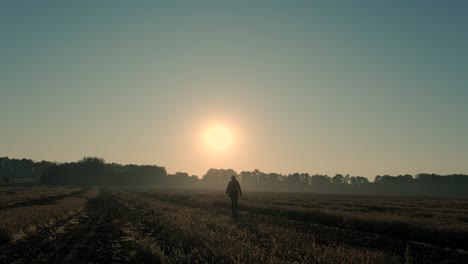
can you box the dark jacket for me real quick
[226,180,242,197]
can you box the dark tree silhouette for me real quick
[1,156,467,195]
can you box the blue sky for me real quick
[1,0,467,177]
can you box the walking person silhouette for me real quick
[226,175,242,217]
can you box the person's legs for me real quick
[233,196,238,215]
[230,196,235,215]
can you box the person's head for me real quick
[231,175,236,181]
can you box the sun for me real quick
[204,125,233,151]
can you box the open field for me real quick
[0,187,87,210]
[0,187,467,263]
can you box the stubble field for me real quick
[0,187,467,263]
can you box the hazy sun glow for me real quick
[204,125,233,151]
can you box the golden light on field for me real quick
[204,125,233,151]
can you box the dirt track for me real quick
[0,190,137,264]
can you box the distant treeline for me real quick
[0,157,53,182]
[1,157,467,196]
[202,169,468,196]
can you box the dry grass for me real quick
[0,187,84,207]
[1,187,466,263]
[0,189,96,242]
[136,190,468,249]
[116,191,400,264]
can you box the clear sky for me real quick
[1,0,467,178]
